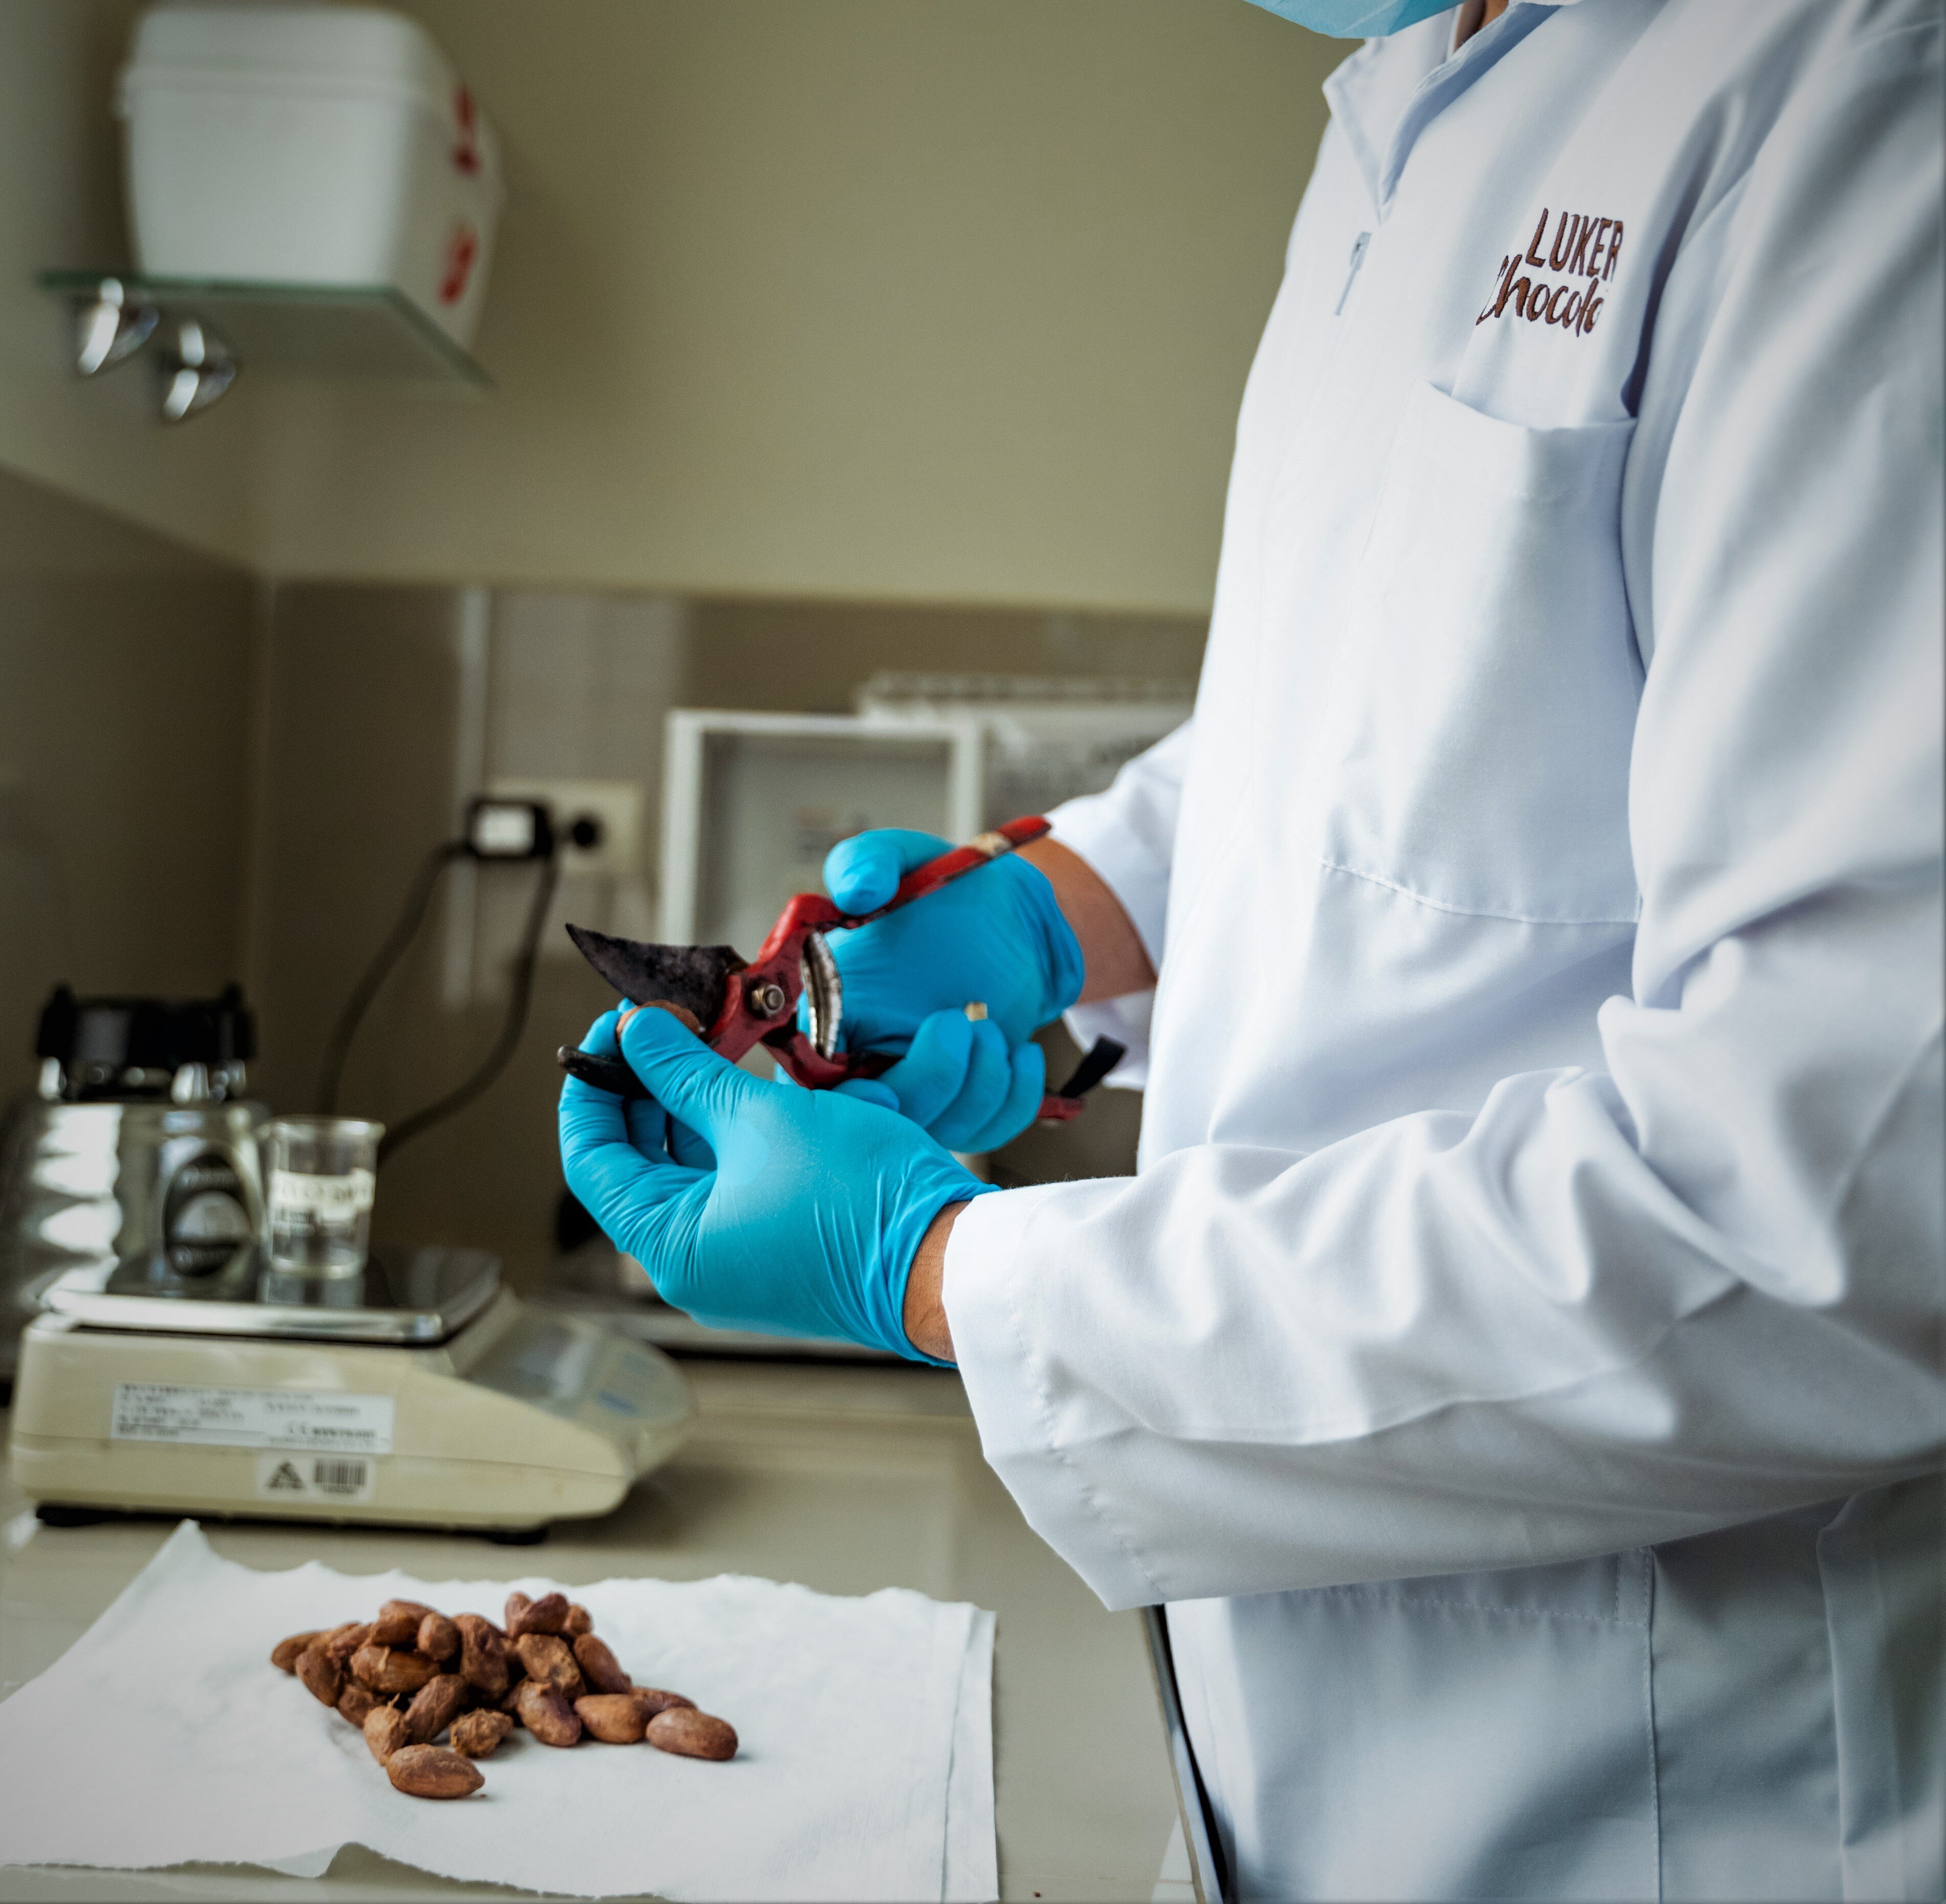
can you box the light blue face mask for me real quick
[1241,0,1458,37]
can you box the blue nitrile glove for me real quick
[811,828,1085,1150]
[558,1005,993,1362]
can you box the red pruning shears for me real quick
[556,815,1123,1123]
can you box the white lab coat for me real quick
[943,2,1944,1897]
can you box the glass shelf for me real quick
[40,270,491,389]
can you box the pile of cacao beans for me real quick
[272,1590,737,1800]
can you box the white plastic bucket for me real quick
[117,4,504,350]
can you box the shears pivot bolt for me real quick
[745,978,789,1019]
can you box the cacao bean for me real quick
[386,1743,483,1799]
[351,1643,437,1695]
[404,1672,468,1744]
[506,1590,568,1639]
[323,1622,372,1668]
[574,1694,648,1743]
[370,1598,436,1647]
[272,1630,322,1673]
[417,1612,460,1663]
[513,1679,581,1748]
[629,1687,697,1719]
[571,1632,630,1695]
[514,1632,584,1698]
[450,1709,514,1759]
[646,1708,737,1761]
[502,1591,531,1635]
[295,1644,342,1708]
[337,1681,382,1727]
[564,1602,594,1638]
[454,1614,510,1699]
[272,1627,321,1666]
[365,1704,410,1764]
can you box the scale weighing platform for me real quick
[9,1246,692,1536]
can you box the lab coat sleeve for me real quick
[1043,718,1192,1085]
[945,19,1945,1609]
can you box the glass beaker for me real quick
[264,1116,382,1277]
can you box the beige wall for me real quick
[251,0,1337,610]
[0,0,264,568]
[0,466,256,1092]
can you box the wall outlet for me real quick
[488,777,643,877]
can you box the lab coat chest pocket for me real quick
[1316,382,1641,925]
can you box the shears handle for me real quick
[559,815,1122,1120]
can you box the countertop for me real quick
[0,1358,1180,1903]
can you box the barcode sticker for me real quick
[255,1453,376,1503]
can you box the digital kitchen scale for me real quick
[8,1245,691,1535]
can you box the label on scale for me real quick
[254,1452,377,1503]
[110,1383,395,1454]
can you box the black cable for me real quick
[315,839,467,1114]
[377,850,560,1165]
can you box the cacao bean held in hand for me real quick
[514,1679,583,1747]
[647,1708,738,1761]
[450,1709,514,1759]
[386,1743,484,1799]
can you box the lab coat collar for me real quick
[1323,1,1581,218]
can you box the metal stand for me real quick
[1141,1605,1230,1904]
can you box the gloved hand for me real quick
[813,828,1085,1151]
[559,1004,992,1362]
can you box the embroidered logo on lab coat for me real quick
[1477,208,1624,336]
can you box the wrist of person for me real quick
[903,1198,974,1362]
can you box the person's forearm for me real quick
[904,1200,965,1360]
[1019,838,1155,1003]
[903,841,1153,1361]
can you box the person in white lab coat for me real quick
[562,0,1945,1894]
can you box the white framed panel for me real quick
[659,711,985,947]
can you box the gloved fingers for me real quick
[927,1016,1014,1151]
[958,1035,1046,1154]
[616,1003,758,1143]
[823,827,953,915]
[561,1091,704,1233]
[868,1009,974,1128]
[560,1010,642,1151]
[666,1115,717,1170]
[833,1078,902,1113]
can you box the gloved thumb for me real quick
[616,1004,756,1141]
[824,827,952,915]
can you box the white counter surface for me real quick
[0,1359,1179,1902]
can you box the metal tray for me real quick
[40,1245,500,1345]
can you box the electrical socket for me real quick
[488,777,643,877]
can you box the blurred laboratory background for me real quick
[0,0,1338,1312]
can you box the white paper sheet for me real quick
[0,1522,997,1901]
